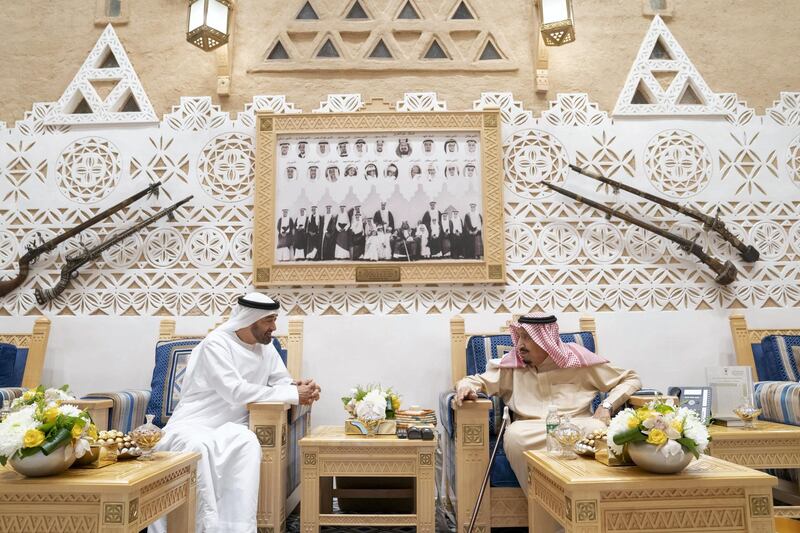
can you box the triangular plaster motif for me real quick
[613,16,725,116]
[46,24,157,124]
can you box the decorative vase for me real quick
[359,417,383,438]
[129,414,164,460]
[553,415,583,460]
[9,442,76,477]
[627,441,693,474]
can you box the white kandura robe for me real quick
[149,330,298,533]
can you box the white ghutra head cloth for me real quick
[219,293,280,332]
[496,314,608,369]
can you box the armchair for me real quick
[729,314,800,487]
[439,315,599,532]
[84,318,309,533]
[0,317,51,408]
[729,314,799,427]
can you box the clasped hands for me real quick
[294,379,321,405]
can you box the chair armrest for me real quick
[439,389,492,437]
[247,401,290,447]
[66,398,113,431]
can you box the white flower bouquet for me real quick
[0,386,97,466]
[341,384,401,421]
[607,397,709,459]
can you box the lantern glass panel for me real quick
[207,0,229,33]
[188,1,205,32]
[541,0,569,23]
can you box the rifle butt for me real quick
[0,260,30,298]
[35,275,72,305]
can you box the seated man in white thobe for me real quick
[150,293,320,533]
[454,314,641,492]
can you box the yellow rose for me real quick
[44,407,59,424]
[669,419,684,435]
[23,429,45,448]
[391,396,401,411]
[636,409,652,421]
[646,428,668,446]
[71,422,85,439]
[87,424,98,441]
[22,391,35,401]
[627,416,640,429]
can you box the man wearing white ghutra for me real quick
[150,293,320,533]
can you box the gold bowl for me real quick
[74,445,102,466]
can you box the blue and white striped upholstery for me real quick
[0,387,24,410]
[758,335,800,382]
[83,390,151,434]
[754,381,800,483]
[755,381,800,426]
[287,405,311,495]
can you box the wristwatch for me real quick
[601,400,613,411]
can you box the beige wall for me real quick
[2,0,799,123]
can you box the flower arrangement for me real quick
[0,386,97,466]
[341,385,401,422]
[607,398,709,459]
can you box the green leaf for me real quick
[59,384,70,392]
[613,427,647,445]
[0,456,7,467]
[18,446,43,458]
[677,437,700,459]
[653,403,674,414]
[41,428,72,456]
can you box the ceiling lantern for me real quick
[187,0,233,51]
[537,0,575,46]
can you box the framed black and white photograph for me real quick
[255,109,505,285]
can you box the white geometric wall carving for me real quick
[1,22,800,318]
[396,92,447,112]
[614,15,725,116]
[313,94,365,113]
[46,25,157,125]
[766,92,800,126]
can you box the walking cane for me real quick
[466,406,511,533]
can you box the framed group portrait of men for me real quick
[253,107,505,286]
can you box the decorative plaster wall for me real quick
[1,7,799,421]
[2,1,800,123]
[2,21,800,318]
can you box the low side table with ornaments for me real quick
[525,450,777,533]
[299,425,437,533]
[708,420,800,520]
[0,451,200,532]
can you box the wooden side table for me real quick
[0,451,199,532]
[299,425,436,533]
[709,420,800,518]
[525,451,777,533]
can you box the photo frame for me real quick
[254,105,505,286]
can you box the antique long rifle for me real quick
[35,196,192,305]
[543,182,738,285]
[0,182,162,298]
[569,164,759,262]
